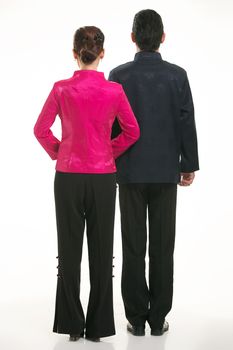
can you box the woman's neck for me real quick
[78,59,100,71]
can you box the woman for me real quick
[34,26,140,342]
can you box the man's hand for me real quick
[179,172,195,186]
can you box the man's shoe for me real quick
[85,336,100,342]
[127,323,145,336]
[151,320,169,336]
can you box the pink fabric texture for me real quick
[34,70,140,173]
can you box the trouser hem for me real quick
[85,330,116,338]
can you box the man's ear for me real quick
[131,32,136,43]
[161,32,166,44]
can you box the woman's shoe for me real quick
[69,332,84,341]
[86,336,100,342]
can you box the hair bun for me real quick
[80,48,98,64]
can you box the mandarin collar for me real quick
[134,51,162,62]
[73,70,105,79]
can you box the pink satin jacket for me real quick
[34,70,140,173]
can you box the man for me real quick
[109,9,199,336]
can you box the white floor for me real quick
[1,297,233,350]
[1,188,233,350]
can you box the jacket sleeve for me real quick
[34,84,60,160]
[108,70,122,139]
[180,73,199,172]
[111,85,140,159]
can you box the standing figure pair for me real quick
[34,8,199,342]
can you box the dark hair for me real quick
[73,26,105,64]
[132,9,164,51]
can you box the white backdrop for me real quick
[0,0,233,349]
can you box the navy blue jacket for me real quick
[109,51,199,184]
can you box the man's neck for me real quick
[136,48,160,53]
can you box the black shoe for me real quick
[69,332,84,341]
[86,336,100,342]
[127,323,145,336]
[151,320,169,336]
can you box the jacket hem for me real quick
[55,166,117,174]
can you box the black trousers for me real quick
[119,183,177,329]
[53,171,116,338]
